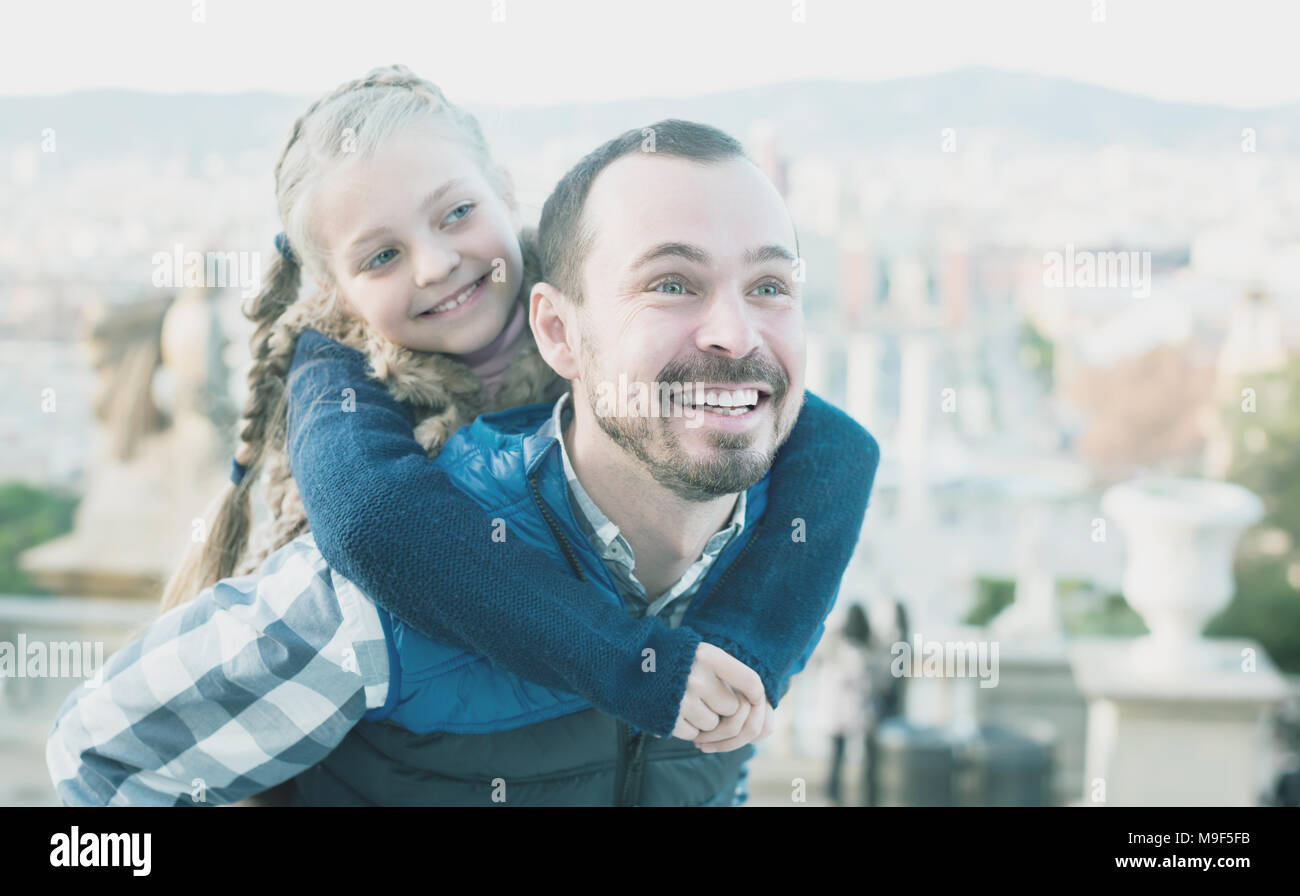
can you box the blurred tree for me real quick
[1017,321,1055,390]
[0,481,78,594]
[1064,343,1215,480]
[1209,355,1300,673]
[964,576,1015,626]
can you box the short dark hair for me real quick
[537,119,749,304]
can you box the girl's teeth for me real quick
[430,277,481,313]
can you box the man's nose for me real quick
[694,286,762,359]
[411,237,460,288]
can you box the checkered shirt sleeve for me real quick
[45,533,390,806]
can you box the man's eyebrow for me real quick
[346,178,470,252]
[628,242,710,270]
[627,242,797,271]
[745,244,797,266]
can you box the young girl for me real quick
[161,65,879,745]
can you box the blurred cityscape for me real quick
[3,67,1299,806]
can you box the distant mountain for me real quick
[477,67,1300,158]
[3,67,1296,166]
[0,90,304,168]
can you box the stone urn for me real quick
[1100,476,1264,670]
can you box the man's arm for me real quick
[46,535,388,806]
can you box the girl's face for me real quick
[314,126,522,355]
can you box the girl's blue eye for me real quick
[365,248,398,270]
[444,202,474,225]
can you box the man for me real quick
[48,120,873,806]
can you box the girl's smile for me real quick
[415,272,488,318]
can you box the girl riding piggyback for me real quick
[154,65,879,756]
[161,66,561,597]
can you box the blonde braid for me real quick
[158,252,300,612]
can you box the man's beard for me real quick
[582,346,797,503]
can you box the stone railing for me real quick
[0,595,157,745]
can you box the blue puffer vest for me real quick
[293,402,777,806]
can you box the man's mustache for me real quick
[656,354,789,405]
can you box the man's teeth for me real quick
[687,388,761,412]
[429,277,481,313]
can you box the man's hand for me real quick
[671,642,770,753]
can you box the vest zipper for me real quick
[528,470,586,581]
[617,723,649,807]
[615,721,629,805]
[529,459,649,805]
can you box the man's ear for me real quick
[530,281,580,380]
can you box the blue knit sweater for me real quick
[286,329,880,737]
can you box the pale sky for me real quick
[5,0,1300,108]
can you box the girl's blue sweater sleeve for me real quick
[287,331,699,738]
[689,392,879,704]
[285,330,878,734]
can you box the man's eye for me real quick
[652,278,688,295]
[444,202,474,225]
[365,248,398,270]
[754,280,790,297]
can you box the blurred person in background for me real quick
[863,596,908,806]
[823,602,871,805]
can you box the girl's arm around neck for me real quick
[687,392,881,705]
[286,329,699,738]
[285,331,879,725]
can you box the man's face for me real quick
[570,153,806,501]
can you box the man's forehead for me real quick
[583,153,797,261]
